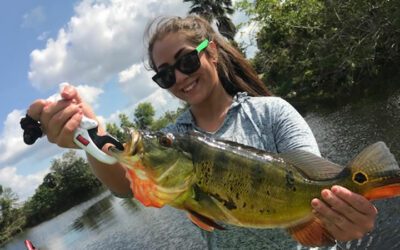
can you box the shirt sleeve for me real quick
[271,98,321,156]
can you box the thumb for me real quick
[60,84,82,103]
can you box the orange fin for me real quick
[125,162,165,208]
[287,218,335,247]
[364,184,400,201]
[187,210,225,232]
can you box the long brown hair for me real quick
[145,15,272,97]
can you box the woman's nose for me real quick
[174,68,188,84]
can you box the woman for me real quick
[27,16,376,248]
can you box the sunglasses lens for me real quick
[152,50,202,89]
[178,51,200,74]
[152,67,175,89]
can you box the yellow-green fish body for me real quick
[109,130,400,246]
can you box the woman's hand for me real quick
[27,85,96,148]
[311,185,377,242]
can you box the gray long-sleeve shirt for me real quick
[163,92,320,249]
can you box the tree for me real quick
[134,102,155,129]
[238,0,400,105]
[151,106,187,131]
[0,187,25,245]
[106,113,135,142]
[23,151,103,227]
[184,0,237,40]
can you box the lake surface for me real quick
[4,91,400,250]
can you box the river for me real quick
[3,91,400,250]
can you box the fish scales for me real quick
[109,130,400,247]
[189,136,331,227]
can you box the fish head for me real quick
[109,128,194,184]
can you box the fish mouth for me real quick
[108,128,143,160]
[129,130,143,156]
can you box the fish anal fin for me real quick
[365,184,400,201]
[287,218,335,247]
[187,210,225,232]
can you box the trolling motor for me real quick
[20,84,123,165]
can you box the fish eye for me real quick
[158,133,174,147]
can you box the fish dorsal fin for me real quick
[279,150,344,180]
[287,218,335,247]
[187,210,225,232]
[348,141,399,172]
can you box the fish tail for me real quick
[348,142,400,200]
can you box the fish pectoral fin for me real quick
[287,218,335,247]
[187,210,225,232]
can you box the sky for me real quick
[0,0,258,202]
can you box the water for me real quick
[4,91,400,250]
[3,192,207,249]
[304,91,400,250]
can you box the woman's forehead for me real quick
[152,33,194,65]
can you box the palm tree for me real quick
[183,0,237,41]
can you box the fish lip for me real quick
[130,130,143,156]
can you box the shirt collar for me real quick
[175,92,249,126]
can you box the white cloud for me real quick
[118,63,158,105]
[231,1,259,58]
[0,84,103,167]
[0,166,49,201]
[105,88,182,126]
[0,109,64,168]
[37,31,50,41]
[21,6,46,28]
[137,88,182,118]
[0,110,34,166]
[29,0,190,91]
[0,83,104,201]
[234,21,260,58]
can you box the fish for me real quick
[108,129,400,247]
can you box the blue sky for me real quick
[0,0,256,201]
[0,1,74,124]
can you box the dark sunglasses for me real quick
[152,39,209,89]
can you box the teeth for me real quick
[183,80,197,93]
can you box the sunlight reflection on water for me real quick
[4,91,400,250]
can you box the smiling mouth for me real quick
[182,79,198,93]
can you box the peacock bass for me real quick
[108,129,400,247]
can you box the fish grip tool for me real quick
[20,84,124,165]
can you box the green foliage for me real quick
[0,187,25,246]
[184,0,237,40]
[238,0,400,105]
[151,106,187,131]
[23,151,103,227]
[106,113,135,142]
[106,102,187,141]
[134,102,155,129]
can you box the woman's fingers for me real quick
[46,103,82,144]
[27,99,49,121]
[311,186,377,242]
[56,111,83,148]
[61,84,82,102]
[331,185,377,216]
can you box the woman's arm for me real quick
[27,85,132,197]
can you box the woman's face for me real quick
[151,32,220,106]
